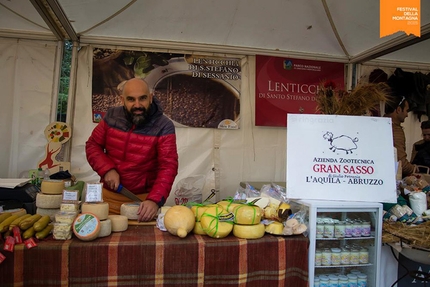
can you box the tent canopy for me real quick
[1,0,429,65]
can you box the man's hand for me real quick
[137,200,158,222]
[104,169,120,191]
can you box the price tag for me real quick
[85,183,103,202]
[63,190,79,202]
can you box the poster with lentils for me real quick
[92,48,241,129]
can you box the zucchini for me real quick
[22,226,36,240]
[0,215,19,233]
[9,214,32,231]
[33,215,51,232]
[35,224,54,240]
[0,212,12,224]
[19,214,42,231]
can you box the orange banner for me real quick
[380,0,420,37]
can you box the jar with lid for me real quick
[315,249,322,266]
[334,221,346,238]
[361,221,371,236]
[345,220,353,237]
[357,273,367,287]
[319,275,329,287]
[328,274,339,286]
[347,274,358,287]
[316,221,324,238]
[338,275,349,287]
[323,221,334,238]
[331,247,341,265]
[314,276,320,287]
[350,248,360,265]
[340,247,351,265]
[321,248,332,266]
[359,247,369,264]
[352,220,362,237]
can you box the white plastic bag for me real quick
[173,175,206,205]
[409,191,427,216]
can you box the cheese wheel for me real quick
[217,201,240,212]
[120,203,140,220]
[233,223,265,239]
[200,206,233,239]
[81,202,109,220]
[193,221,206,235]
[107,215,128,232]
[233,204,262,225]
[37,207,60,221]
[72,213,101,241]
[265,221,284,235]
[36,193,63,209]
[98,219,112,238]
[41,180,65,195]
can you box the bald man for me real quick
[86,78,178,221]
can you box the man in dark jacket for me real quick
[86,78,178,221]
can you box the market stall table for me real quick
[0,225,309,287]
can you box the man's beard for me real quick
[126,107,149,126]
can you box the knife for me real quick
[116,184,143,202]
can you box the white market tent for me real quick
[1,0,430,204]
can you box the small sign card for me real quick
[286,114,397,203]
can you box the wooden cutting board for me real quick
[128,220,157,226]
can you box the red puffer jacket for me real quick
[86,99,178,206]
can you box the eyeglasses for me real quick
[398,96,406,107]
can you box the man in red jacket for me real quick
[86,78,178,221]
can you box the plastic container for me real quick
[340,247,351,265]
[357,273,367,287]
[43,168,51,180]
[315,249,322,266]
[359,248,369,264]
[322,248,332,266]
[334,221,346,238]
[331,248,341,265]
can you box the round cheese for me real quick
[233,205,262,225]
[98,219,112,238]
[233,223,265,239]
[81,202,109,220]
[37,207,60,221]
[120,203,140,220]
[72,213,101,241]
[36,193,62,209]
[200,206,233,239]
[107,215,128,232]
[41,180,65,195]
[193,221,206,235]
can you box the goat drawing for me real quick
[323,131,359,154]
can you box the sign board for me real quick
[286,114,397,203]
[255,55,345,127]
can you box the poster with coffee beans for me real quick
[92,48,241,129]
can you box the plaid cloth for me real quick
[0,226,309,287]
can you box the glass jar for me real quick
[345,221,353,237]
[361,221,371,237]
[322,248,332,266]
[314,276,320,287]
[331,247,341,265]
[324,221,334,238]
[359,248,369,264]
[340,247,351,265]
[352,220,362,237]
[328,274,339,286]
[350,248,360,265]
[347,274,358,287]
[357,273,367,287]
[320,275,330,287]
[315,249,322,266]
[338,275,349,287]
[335,221,346,238]
[316,221,324,238]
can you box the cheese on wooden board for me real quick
[107,215,128,232]
[36,193,63,209]
[98,219,112,238]
[233,223,265,239]
[120,203,140,220]
[81,202,109,220]
[41,180,65,195]
[72,213,101,241]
